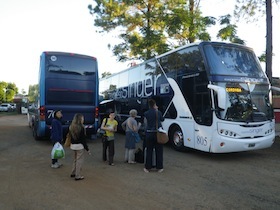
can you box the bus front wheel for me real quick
[170,126,185,151]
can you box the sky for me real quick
[0,0,279,93]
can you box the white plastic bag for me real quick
[51,142,65,159]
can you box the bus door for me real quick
[182,119,195,149]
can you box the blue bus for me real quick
[28,51,99,140]
[99,42,275,153]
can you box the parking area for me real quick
[0,114,279,210]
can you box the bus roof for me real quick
[100,41,253,81]
[42,51,97,60]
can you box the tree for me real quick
[28,84,39,103]
[0,81,18,102]
[101,71,112,78]
[163,0,215,45]
[88,0,214,61]
[216,15,245,44]
[234,0,278,82]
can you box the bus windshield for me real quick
[204,44,266,78]
[215,82,273,122]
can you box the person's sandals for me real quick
[109,163,115,166]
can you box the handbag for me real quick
[102,135,108,143]
[97,128,106,137]
[64,132,71,147]
[156,111,169,144]
[157,130,169,144]
[97,118,108,138]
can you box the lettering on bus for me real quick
[47,110,55,119]
[197,136,207,146]
[226,87,242,93]
[224,77,265,83]
[113,75,164,99]
[242,128,263,135]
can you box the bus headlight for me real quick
[219,129,237,138]
[265,128,273,135]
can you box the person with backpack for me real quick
[101,111,118,166]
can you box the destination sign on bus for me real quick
[226,87,242,93]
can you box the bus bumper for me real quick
[210,133,275,153]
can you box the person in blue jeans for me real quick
[50,110,63,168]
[143,99,164,173]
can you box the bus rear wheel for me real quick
[32,124,40,141]
[170,126,185,151]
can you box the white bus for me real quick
[99,42,275,153]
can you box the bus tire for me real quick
[170,125,185,151]
[27,113,32,128]
[32,124,40,141]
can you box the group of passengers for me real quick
[50,99,164,181]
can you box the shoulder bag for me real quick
[64,132,71,147]
[97,118,108,139]
[156,110,169,144]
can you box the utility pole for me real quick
[266,0,273,82]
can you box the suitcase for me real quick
[144,147,156,168]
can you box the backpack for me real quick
[134,148,144,163]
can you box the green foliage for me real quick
[28,84,39,103]
[234,0,266,22]
[234,0,279,81]
[101,71,112,78]
[216,15,245,44]
[88,0,214,61]
[258,53,266,62]
[0,81,18,103]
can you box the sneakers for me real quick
[51,163,60,169]
[56,162,63,167]
[51,162,63,168]
[157,169,164,173]
[75,176,84,181]
[143,168,150,173]
[143,168,163,173]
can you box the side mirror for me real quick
[208,84,227,110]
[271,86,280,92]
